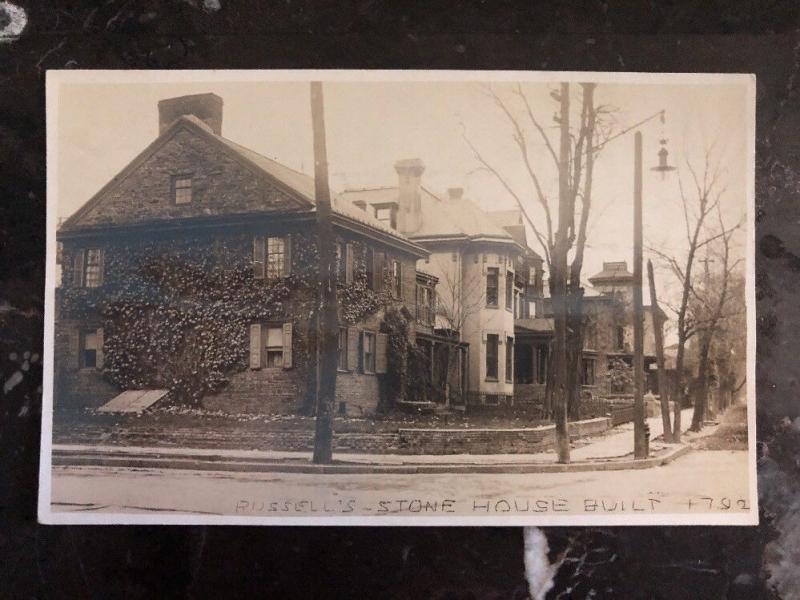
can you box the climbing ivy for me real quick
[61,232,395,406]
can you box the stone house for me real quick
[54,93,428,417]
[339,164,546,408]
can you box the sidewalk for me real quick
[51,409,700,474]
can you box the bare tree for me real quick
[432,255,486,405]
[688,206,743,430]
[648,152,739,441]
[465,82,608,462]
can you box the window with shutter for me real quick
[375,333,388,374]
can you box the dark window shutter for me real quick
[376,333,388,374]
[347,327,359,370]
[66,329,80,370]
[95,327,104,370]
[282,322,293,368]
[97,249,105,286]
[253,236,265,279]
[283,235,292,277]
[73,249,85,287]
[345,243,354,284]
[249,324,262,369]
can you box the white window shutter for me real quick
[282,322,293,368]
[345,243,354,284]
[253,236,265,279]
[283,235,292,277]
[249,324,262,369]
[375,333,388,374]
[95,327,104,370]
[347,327,359,370]
[73,249,85,287]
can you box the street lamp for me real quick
[632,121,676,459]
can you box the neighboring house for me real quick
[55,93,428,417]
[580,261,665,396]
[339,162,546,407]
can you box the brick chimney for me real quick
[394,158,425,234]
[447,187,464,201]
[158,93,223,135]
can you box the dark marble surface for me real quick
[1,2,799,598]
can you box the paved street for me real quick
[51,448,750,519]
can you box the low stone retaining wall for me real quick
[398,417,611,455]
[55,415,612,456]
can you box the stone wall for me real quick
[72,124,301,228]
[203,367,383,417]
[335,372,381,416]
[397,417,611,455]
[203,367,305,415]
[55,369,120,410]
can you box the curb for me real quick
[51,444,692,475]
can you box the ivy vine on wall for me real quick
[61,232,398,406]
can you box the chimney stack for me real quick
[158,93,223,136]
[394,158,425,234]
[447,187,464,201]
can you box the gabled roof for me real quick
[61,115,418,251]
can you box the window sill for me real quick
[486,304,498,310]
[485,377,498,382]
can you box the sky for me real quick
[54,74,751,319]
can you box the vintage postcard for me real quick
[39,70,756,525]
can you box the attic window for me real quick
[373,203,397,229]
[173,176,193,205]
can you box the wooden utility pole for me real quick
[647,259,673,443]
[633,131,648,459]
[310,81,340,464]
[552,82,571,464]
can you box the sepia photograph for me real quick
[39,70,756,525]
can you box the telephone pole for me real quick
[633,131,648,459]
[310,81,339,464]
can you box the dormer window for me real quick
[173,176,193,204]
[373,203,398,229]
